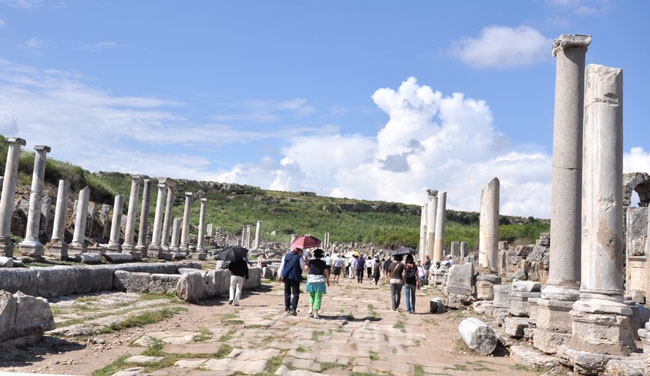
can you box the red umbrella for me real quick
[291,235,321,249]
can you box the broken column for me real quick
[196,197,207,257]
[121,176,141,254]
[148,181,166,255]
[68,186,90,255]
[253,220,262,250]
[46,179,69,259]
[476,178,501,300]
[432,191,446,262]
[558,64,636,373]
[179,192,193,253]
[19,145,51,258]
[170,217,181,252]
[426,189,438,261]
[106,195,124,252]
[0,137,26,257]
[161,178,176,250]
[536,34,591,354]
[135,178,152,258]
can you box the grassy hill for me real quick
[0,136,549,250]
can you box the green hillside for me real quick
[0,136,549,250]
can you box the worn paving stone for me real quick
[124,355,165,364]
[282,356,321,372]
[202,358,269,374]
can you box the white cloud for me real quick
[79,41,118,52]
[450,25,552,69]
[22,37,43,49]
[545,0,606,15]
[0,0,43,9]
[624,147,650,174]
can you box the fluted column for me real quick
[0,137,26,257]
[161,178,176,249]
[478,178,500,274]
[69,186,90,254]
[253,220,262,250]
[196,197,207,253]
[170,217,181,252]
[426,189,438,260]
[46,179,69,259]
[179,192,193,253]
[148,182,166,252]
[432,191,446,262]
[136,178,152,257]
[418,203,427,261]
[121,176,141,253]
[107,195,124,252]
[19,145,51,257]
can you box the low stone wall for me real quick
[0,262,203,298]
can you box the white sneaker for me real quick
[308,307,313,315]
[312,313,320,319]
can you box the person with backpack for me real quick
[403,255,420,313]
[278,247,305,316]
[386,254,404,311]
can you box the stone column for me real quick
[106,195,124,252]
[478,177,500,274]
[46,179,69,259]
[19,145,51,257]
[0,137,26,257]
[148,182,166,253]
[544,34,592,302]
[121,176,141,253]
[561,65,635,367]
[196,197,207,254]
[535,34,591,355]
[69,186,90,255]
[135,178,152,257]
[418,203,427,261]
[179,192,193,253]
[432,191,446,262]
[253,220,262,250]
[426,189,438,261]
[161,178,176,250]
[170,217,181,252]
[246,224,252,248]
[100,204,111,239]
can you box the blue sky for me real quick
[0,0,648,218]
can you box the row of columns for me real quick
[418,189,446,262]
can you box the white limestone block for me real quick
[458,317,498,355]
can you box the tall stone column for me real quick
[170,217,181,252]
[0,137,26,257]
[69,186,90,255]
[161,178,176,250]
[19,145,51,257]
[148,182,166,253]
[179,192,193,253]
[253,220,262,250]
[136,178,152,257]
[107,195,124,252]
[535,34,591,355]
[478,177,500,274]
[121,176,141,253]
[560,64,635,370]
[426,190,438,260]
[432,191,446,262]
[46,179,69,259]
[418,203,427,261]
[196,197,207,254]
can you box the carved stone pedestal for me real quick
[533,298,574,354]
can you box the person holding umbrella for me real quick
[278,247,305,316]
[305,248,330,319]
[227,257,249,307]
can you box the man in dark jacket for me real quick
[278,247,305,316]
[228,258,249,306]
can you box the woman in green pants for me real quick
[305,248,330,319]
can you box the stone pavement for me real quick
[1,275,542,376]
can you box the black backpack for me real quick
[405,265,417,284]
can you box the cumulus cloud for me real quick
[22,37,44,49]
[0,0,43,9]
[450,25,552,69]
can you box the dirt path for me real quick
[0,275,543,376]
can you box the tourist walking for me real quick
[423,254,432,277]
[372,256,381,285]
[366,256,373,278]
[356,253,365,283]
[386,254,404,311]
[278,247,305,316]
[403,255,420,313]
[228,258,249,306]
[332,254,345,283]
[257,252,267,278]
[305,248,330,319]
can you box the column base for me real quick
[541,284,580,301]
[68,243,87,256]
[0,237,14,258]
[106,243,122,252]
[476,273,501,300]
[45,242,68,260]
[533,298,574,354]
[18,241,44,258]
[135,244,148,259]
[121,243,136,253]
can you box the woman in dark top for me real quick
[228,258,249,306]
[305,248,330,319]
[385,254,404,311]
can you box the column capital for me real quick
[160,177,177,188]
[552,34,592,57]
[6,137,26,146]
[426,189,438,198]
[34,145,51,152]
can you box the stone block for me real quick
[35,266,77,298]
[509,345,559,369]
[446,293,472,309]
[512,280,541,292]
[504,317,529,338]
[446,262,474,295]
[493,284,511,308]
[0,268,38,295]
[509,291,540,317]
[149,274,181,294]
[74,266,114,294]
[176,271,207,302]
[103,253,134,263]
[429,297,445,314]
[458,317,498,355]
[113,270,151,292]
[475,280,494,300]
[0,291,55,344]
[79,253,102,264]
